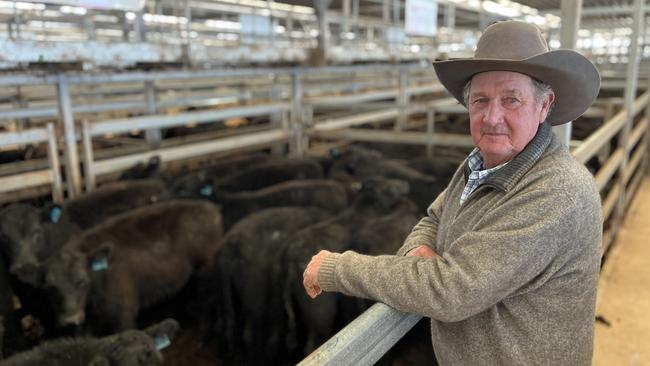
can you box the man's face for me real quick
[467,71,554,168]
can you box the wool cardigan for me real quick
[318,122,602,365]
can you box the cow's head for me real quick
[38,242,113,327]
[0,204,48,282]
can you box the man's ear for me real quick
[539,92,556,124]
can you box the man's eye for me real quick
[472,98,488,105]
[504,97,520,105]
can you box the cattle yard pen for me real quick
[1,60,650,364]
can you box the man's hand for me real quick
[407,245,438,259]
[303,250,331,299]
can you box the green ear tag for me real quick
[50,207,62,223]
[154,334,171,350]
[91,257,109,271]
[200,185,213,197]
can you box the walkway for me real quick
[593,176,650,366]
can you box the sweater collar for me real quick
[464,122,553,191]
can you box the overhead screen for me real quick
[405,0,438,36]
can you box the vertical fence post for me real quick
[56,75,82,198]
[552,0,582,147]
[291,70,305,157]
[82,121,96,192]
[614,0,644,235]
[644,77,650,174]
[270,72,285,156]
[426,106,435,158]
[395,67,408,131]
[46,123,64,204]
[144,81,162,148]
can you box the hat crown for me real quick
[475,21,549,60]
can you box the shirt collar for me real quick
[463,122,553,191]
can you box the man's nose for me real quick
[483,102,504,126]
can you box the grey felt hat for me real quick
[433,20,601,125]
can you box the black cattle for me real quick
[0,179,171,285]
[117,156,161,181]
[329,147,445,212]
[211,179,349,229]
[0,204,79,286]
[216,157,324,193]
[0,318,179,366]
[60,179,171,230]
[0,254,12,358]
[23,200,223,335]
[174,157,324,198]
[279,178,419,358]
[200,206,331,365]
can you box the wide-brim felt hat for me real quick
[433,20,601,126]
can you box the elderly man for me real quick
[303,20,602,365]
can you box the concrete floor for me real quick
[593,176,650,366]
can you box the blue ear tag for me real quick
[199,185,213,197]
[50,207,61,223]
[91,257,109,271]
[154,334,171,350]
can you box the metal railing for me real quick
[81,103,291,190]
[0,123,63,204]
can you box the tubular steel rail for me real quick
[0,123,63,203]
[0,63,444,199]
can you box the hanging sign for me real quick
[405,0,438,36]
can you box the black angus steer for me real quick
[0,318,179,366]
[200,206,332,365]
[22,200,223,335]
[329,146,445,212]
[210,179,349,229]
[173,157,324,198]
[279,178,419,358]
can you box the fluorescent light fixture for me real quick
[205,19,241,31]
[60,5,87,15]
[0,1,46,10]
[143,13,187,25]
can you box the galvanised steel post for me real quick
[552,0,582,147]
[56,75,82,198]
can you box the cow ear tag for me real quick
[154,334,171,350]
[91,257,109,271]
[200,185,213,197]
[50,207,61,223]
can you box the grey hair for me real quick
[462,76,555,111]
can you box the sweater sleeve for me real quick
[395,189,447,256]
[318,186,592,322]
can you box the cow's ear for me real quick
[88,242,113,272]
[12,262,44,286]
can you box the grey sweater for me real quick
[318,122,602,365]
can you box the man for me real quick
[303,20,603,365]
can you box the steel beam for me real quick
[552,0,582,147]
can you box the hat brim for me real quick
[432,50,601,126]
